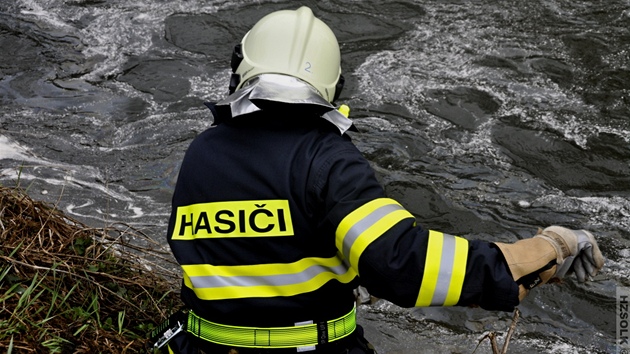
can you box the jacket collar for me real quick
[210,74,356,135]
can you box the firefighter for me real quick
[162,6,605,354]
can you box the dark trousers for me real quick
[165,326,376,354]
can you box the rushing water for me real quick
[1,0,629,353]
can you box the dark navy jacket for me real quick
[166,104,518,328]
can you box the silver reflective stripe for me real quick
[187,262,350,289]
[429,233,456,306]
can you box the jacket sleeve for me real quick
[311,141,519,311]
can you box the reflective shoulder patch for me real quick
[171,200,294,240]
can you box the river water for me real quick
[1,0,629,353]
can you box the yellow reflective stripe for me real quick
[182,257,358,300]
[336,198,415,272]
[416,231,443,306]
[172,199,294,240]
[416,230,469,307]
[445,236,468,305]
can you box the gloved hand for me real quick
[495,226,605,300]
[535,226,605,282]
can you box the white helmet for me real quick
[229,6,344,103]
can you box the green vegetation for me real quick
[0,185,183,353]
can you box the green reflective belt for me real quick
[187,305,356,348]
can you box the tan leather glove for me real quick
[495,226,605,300]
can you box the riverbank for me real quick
[0,185,183,353]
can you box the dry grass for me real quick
[0,185,183,353]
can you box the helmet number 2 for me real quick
[304,61,312,73]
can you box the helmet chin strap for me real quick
[228,73,241,95]
[228,43,244,95]
[333,74,345,102]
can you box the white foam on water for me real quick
[17,0,76,30]
[188,69,231,101]
[534,193,630,232]
[0,133,157,224]
[520,338,591,354]
[0,135,40,163]
[66,0,234,82]
[354,0,626,156]
[2,165,158,224]
[354,43,511,167]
